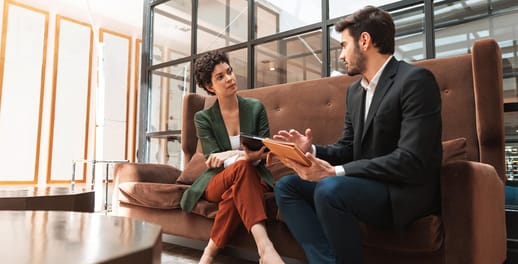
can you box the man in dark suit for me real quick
[273,5,442,264]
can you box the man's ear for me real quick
[359,32,371,50]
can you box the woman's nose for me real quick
[225,74,232,82]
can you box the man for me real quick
[274,5,442,264]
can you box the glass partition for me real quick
[329,0,394,19]
[392,4,425,62]
[255,30,323,87]
[434,0,518,103]
[149,62,191,133]
[152,0,192,65]
[197,0,248,53]
[255,0,321,38]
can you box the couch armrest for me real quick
[113,163,181,184]
[441,160,506,264]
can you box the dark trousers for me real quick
[275,175,393,264]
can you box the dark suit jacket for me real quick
[180,96,274,212]
[315,58,442,228]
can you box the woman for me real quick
[179,51,284,264]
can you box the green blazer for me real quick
[180,96,274,213]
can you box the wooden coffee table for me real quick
[0,211,162,264]
[0,186,94,212]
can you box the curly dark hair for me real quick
[334,6,395,55]
[193,51,230,95]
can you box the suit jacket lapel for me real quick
[208,96,251,151]
[351,84,366,159]
[361,57,398,141]
[208,101,232,150]
[237,96,252,135]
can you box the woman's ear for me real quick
[205,84,215,94]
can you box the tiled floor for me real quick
[161,242,256,264]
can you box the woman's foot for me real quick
[199,251,214,264]
[199,239,218,264]
[258,244,285,264]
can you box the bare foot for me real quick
[199,251,214,264]
[199,239,218,264]
[259,245,285,264]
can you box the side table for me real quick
[71,159,129,211]
[0,186,94,212]
[0,211,161,264]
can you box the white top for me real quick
[224,135,242,167]
[229,135,240,150]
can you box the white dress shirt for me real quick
[330,56,393,176]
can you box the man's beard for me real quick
[345,45,366,76]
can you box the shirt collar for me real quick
[360,55,393,91]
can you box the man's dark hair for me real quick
[193,50,230,95]
[334,6,395,55]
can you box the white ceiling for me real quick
[9,0,144,38]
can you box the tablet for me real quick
[240,134,266,151]
[262,138,311,167]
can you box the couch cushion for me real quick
[176,153,208,184]
[118,182,190,209]
[361,215,443,253]
[442,137,467,164]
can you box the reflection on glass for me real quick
[149,137,183,168]
[228,48,248,90]
[197,0,248,53]
[391,4,425,62]
[328,26,344,76]
[434,0,518,102]
[149,62,191,133]
[328,0,395,19]
[503,95,518,208]
[255,30,322,87]
[255,0,321,38]
[152,0,192,65]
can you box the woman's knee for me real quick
[230,160,257,180]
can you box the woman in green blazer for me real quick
[180,51,282,264]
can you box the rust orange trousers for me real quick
[204,160,270,248]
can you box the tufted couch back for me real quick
[182,38,504,182]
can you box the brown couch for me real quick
[113,38,507,263]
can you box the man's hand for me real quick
[273,128,313,153]
[280,152,335,182]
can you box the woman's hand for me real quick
[239,145,268,162]
[205,150,239,168]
